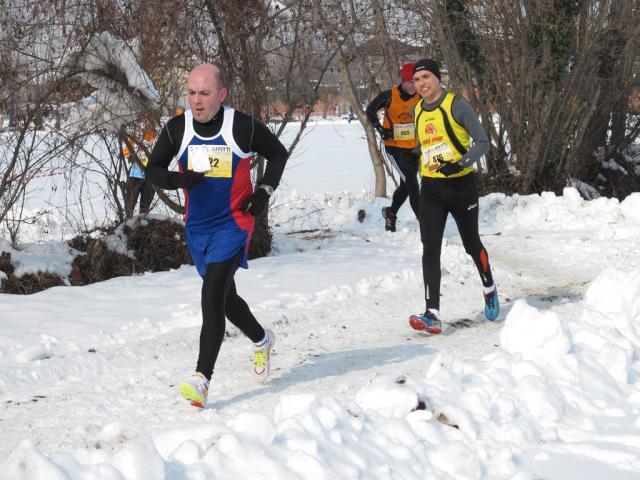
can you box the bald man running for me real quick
[147,64,288,407]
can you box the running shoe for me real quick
[381,207,397,232]
[484,287,500,321]
[179,372,209,408]
[254,329,276,382]
[409,311,442,334]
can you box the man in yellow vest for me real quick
[366,63,420,232]
[408,58,499,334]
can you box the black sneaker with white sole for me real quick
[381,207,397,232]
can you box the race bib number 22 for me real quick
[188,145,233,178]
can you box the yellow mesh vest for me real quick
[414,92,473,178]
[382,86,420,149]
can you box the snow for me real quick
[63,32,160,133]
[500,299,572,358]
[2,121,640,479]
[277,120,377,196]
[0,238,77,278]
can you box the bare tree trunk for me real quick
[312,0,390,196]
[371,0,398,84]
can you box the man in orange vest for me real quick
[366,63,420,232]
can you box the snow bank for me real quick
[4,266,639,479]
[480,187,640,233]
[500,299,572,358]
[0,238,76,278]
[420,267,640,477]
[620,192,640,223]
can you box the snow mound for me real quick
[500,299,572,358]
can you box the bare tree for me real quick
[311,0,423,197]
[0,0,92,242]
[0,0,192,242]
[312,0,390,196]
[191,0,346,255]
[415,0,640,195]
[6,0,637,253]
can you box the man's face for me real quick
[413,70,441,103]
[402,79,416,95]
[187,66,227,123]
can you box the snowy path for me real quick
[0,201,627,460]
[1,226,503,463]
[2,191,640,479]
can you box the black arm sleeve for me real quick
[365,90,392,128]
[146,115,185,190]
[232,113,288,190]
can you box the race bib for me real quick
[423,142,455,172]
[393,123,415,141]
[188,145,233,178]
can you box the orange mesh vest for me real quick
[382,86,420,149]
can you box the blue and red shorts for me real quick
[186,228,250,277]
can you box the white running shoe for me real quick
[253,329,275,382]
[179,372,209,408]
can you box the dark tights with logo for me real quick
[419,174,494,311]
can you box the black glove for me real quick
[376,126,393,140]
[240,186,271,216]
[437,161,463,177]
[170,170,205,189]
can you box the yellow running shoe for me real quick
[179,372,209,408]
[253,329,275,382]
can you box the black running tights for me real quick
[419,174,494,311]
[196,250,265,380]
[387,147,420,218]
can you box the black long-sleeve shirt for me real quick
[147,106,288,190]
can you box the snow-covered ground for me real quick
[2,121,640,479]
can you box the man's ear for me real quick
[219,87,228,103]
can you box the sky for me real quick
[1,120,640,479]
